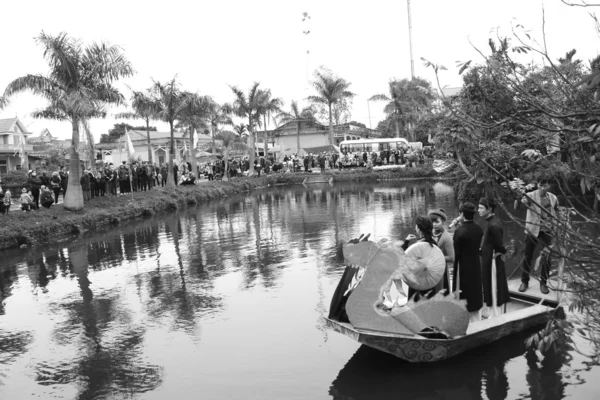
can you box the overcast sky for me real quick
[1,0,598,141]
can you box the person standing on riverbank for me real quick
[51,171,62,204]
[28,172,42,209]
[1,189,9,214]
[80,170,91,202]
[59,166,68,197]
[518,176,559,294]
[452,202,484,320]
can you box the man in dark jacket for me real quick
[80,170,91,201]
[59,166,68,195]
[452,202,484,320]
[28,172,42,209]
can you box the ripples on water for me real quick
[0,181,597,399]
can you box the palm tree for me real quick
[229,83,263,175]
[177,93,210,177]
[370,80,404,138]
[0,32,133,210]
[115,89,160,162]
[277,101,315,154]
[307,68,354,146]
[233,123,247,137]
[151,78,196,187]
[374,78,434,141]
[203,131,248,182]
[256,89,283,157]
[205,99,233,155]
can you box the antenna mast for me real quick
[407,0,415,79]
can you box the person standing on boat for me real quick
[429,209,454,293]
[478,198,510,317]
[518,176,558,295]
[452,202,484,320]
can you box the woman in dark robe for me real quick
[452,202,484,318]
[478,198,510,315]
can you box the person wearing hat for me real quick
[2,189,11,214]
[452,202,484,320]
[20,188,33,212]
[429,209,454,292]
[399,216,447,300]
[478,197,510,317]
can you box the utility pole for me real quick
[367,100,372,130]
[407,0,415,79]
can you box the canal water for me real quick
[0,181,597,400]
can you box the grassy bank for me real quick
[0,167,455,250]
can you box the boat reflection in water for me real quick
[329,328,567,400]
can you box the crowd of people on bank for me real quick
[201,146,434,180]
[0,146,434,212]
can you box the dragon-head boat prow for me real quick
[339,238,470,339]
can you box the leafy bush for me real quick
[0,170,29,187]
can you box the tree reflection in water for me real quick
[36,245,163,398]
[329,330,549,400]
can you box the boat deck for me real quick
[507,278,563,305]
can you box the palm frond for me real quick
[36,31,81,88]
[306,95,327,105]
[31,106,69,121]
[2,74,64,103]
[369,93,390,102]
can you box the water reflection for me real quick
[0,181,596,399]
[329,330,538,400]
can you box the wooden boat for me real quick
[325,277,562,363]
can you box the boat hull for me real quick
[325,301,559,363]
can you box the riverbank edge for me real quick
[0,168,459,251]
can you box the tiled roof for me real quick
[0,118,17,133]
[0,117,31,134]
[129,130,186,141]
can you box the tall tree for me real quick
[370,80,404,138]
[233,123,247,138]
[307,67,355,145]
[115,89,160,163]
[205,99,233,155]
[214,131,248,182]
[151,78,196,187]
[177,93,210,177]
[277,101,315,154]
[371,78,435,140]
[228,83,263,175]
[256,89,283,156]
[0,32,133,211]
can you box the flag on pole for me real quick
[14,130,27,166]
[125,128,135,158]
[124,128,135,200]
[192,129,198,151]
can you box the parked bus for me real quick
[339,138,410,154]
